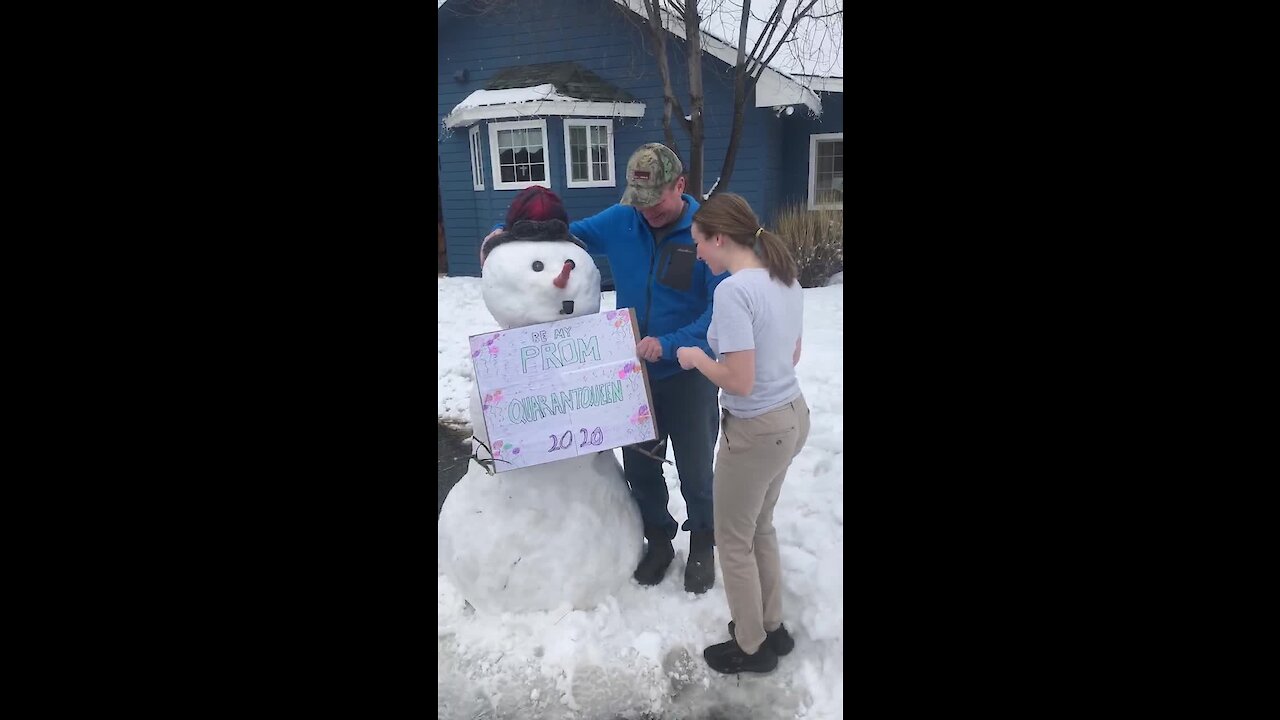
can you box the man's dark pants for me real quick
[623,368,719,541]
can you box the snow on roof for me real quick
[489,61,638,103]
[455,84,580,109]
[444,83,646,128]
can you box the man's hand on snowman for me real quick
[636,336,663,363]
[676,346,706,370]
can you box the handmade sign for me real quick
[468,308,658,472]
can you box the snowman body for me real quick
[438,235,643,614]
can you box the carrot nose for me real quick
[553,260,574,289]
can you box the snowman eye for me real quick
[565,259,576,269]
[532,261,544,272]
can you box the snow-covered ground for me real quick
[438,276,844,719]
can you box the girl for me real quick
[676,193,810,674]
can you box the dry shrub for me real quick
[773,203,843,288]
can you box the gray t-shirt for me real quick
[706,268,804,418]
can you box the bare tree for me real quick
[639,0,690,157]
[680,0,706,195]
[716,0,763,198]
[626,0,842,198]
[636,0,704,189]
[715,0,837,196]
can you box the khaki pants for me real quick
[714,393,810,654]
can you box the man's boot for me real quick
[685,530,716,594]
[634,529,674,586]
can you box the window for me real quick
[808,132,843,210]
[469,125,484,191]
[488,119,549,191]
[563,119,616,188]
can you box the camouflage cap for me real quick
[619,143,683,207]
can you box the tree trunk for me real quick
[715,0,752,196]
[683,0,704,197]
[642,0,681,157]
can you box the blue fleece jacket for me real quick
[493,195,727,381]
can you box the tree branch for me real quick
[714,0,752,196]
[641,0,683,155]
[746,1,786,79]
[754,0,821,80]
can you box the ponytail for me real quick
[694,192,799,286]
[755,228,798,286]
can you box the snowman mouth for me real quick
[560,300,575,314]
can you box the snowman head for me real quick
[481,187,601,329]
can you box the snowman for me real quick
[438,188,643,614]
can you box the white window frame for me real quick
[469,125,485,191]
[808,132,844,210]
[562,119,616,188]
[488,119,551,191]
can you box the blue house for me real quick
[437,0,843,280]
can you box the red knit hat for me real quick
[481,186,584,265]
[506,185,568,227]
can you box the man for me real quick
[481,143,726,594]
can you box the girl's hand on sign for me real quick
[676,346,705,370]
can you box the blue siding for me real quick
[777,90,845,214]
[439,0,841,277]
[760,109,785,223]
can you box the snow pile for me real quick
[438,277,499,426]
[438,276,844,719]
